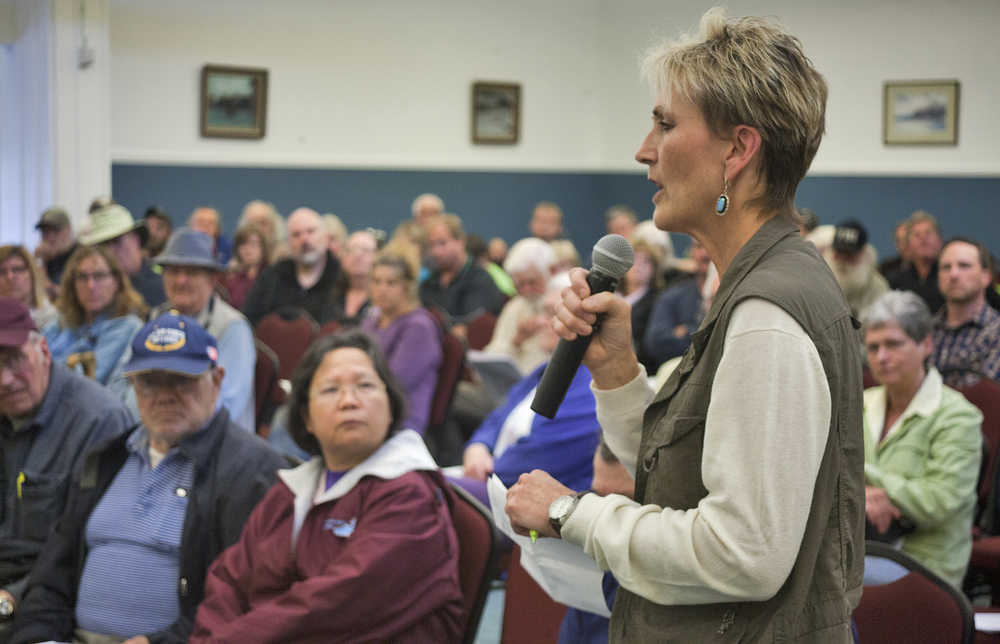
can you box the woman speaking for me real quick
[506,8,864,642]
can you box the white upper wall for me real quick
[110,0,1000,175]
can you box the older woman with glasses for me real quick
[861,290,982,587]
[190,330,463,642]
[43,246,147,384]
[0,245,57,329]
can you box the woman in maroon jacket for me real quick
[190,330,464,642]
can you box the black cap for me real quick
[833,220,868,255]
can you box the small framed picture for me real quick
[471,81,520,144]
[883,80,959,145]
[200,65,268,139]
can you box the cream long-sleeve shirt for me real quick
[562,297,832,605]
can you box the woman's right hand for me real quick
[463,443,495,481]
[553,267,640,389]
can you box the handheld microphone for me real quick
[531,234,634,418]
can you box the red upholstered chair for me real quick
[501,545,568,644]
[856,541,974,644]
[448,482,502,644]
[466,312,498,351]
[317,319,343,337]
[253,307,320,381]
[253,339,280,436]
[862,364,879,389]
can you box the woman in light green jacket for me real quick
[862,290,983,587]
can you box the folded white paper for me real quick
[487,474,612,617]
[975,612,1000,632]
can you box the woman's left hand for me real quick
[506,470,574,539]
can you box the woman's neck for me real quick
[379,300,416,327]
[692,205,779,277]
[885,369,926,417]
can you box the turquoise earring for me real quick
[715,176,730,216]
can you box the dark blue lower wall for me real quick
[112,163,999,261]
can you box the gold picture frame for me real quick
[472,81,520,144]
[883,80,959,145]
[200,64,268,139]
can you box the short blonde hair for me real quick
[425,213,465,243]
[642,7,827,217]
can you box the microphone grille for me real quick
[591,234,634,279]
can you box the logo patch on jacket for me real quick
[323,517,357,537]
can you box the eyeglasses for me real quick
[74,271,113,284]
[311,379,386,401]
[0,265,29,278]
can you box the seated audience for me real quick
[530,201,564,242]
[823,219,889,318]
[0,300,132,634]
[151,228,256,432]
[189,331,464,641]
[932,237,1000,387]
[483,237,557,374]
[238,199,288,262]
[622,238,664,373]
[419,214,505,338]
[887,210,944,313]
[322,213,348,259]
[487,237,508,266]
[458,281,600,504]
[33,206,77,296]
[468,234,516,298]
[44,246,146,385]
[142,206,173,259]
[12,313,284,644]
[326,229,378,325]
[878,218,910,278]
[241,207,341,325]
[411,192,445,229]
[643,237,712,367]
[81,202,166,308]
[189,206,232,265]
[550,239,581,274]
[359,253,442,434]
[221,223,272,310]
[558,440,634,644]
[0,245,57,329]
[604,205,637,239]
[861,290,982,588]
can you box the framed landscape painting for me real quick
[472,81,520,144]
[201,65,268,139]
[883,80,959,145]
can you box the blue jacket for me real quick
[642,279,703,367]
[467,364,600,493]
[44,313,142,385]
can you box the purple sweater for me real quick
[360,308,442,434]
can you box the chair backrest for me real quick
[466,311,498,351]
[253,307,320,381]
[253,338,280,434]
[448,482,500,644]
[855,541,974,644]
[317,319,343,337]
[953,375,1000,510]
[429,325,466,429]
[501,544,568,644]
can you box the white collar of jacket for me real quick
[279,429,438,550]
[865,366,944,445]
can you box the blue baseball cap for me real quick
[123,311,219,376]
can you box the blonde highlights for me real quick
[642,7,827,217]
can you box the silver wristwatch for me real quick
[0,595,14,619]
[548,491,589,536]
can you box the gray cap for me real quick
[155,228,224,271]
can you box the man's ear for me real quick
[212,366,225,386]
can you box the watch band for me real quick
[549,491,590,536]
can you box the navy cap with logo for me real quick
[123,311,219,376]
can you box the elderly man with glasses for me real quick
[0,299,133,640]
[12,312,285,644]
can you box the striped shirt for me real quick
[75,427,194,637]
[932,303,1000,388]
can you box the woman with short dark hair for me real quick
[191,330,464,642]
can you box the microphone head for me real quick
[591,234,634,279]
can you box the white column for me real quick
[0,0,110,247]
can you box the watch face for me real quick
[549,494,576,522]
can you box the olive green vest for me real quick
[610,218,865,643]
